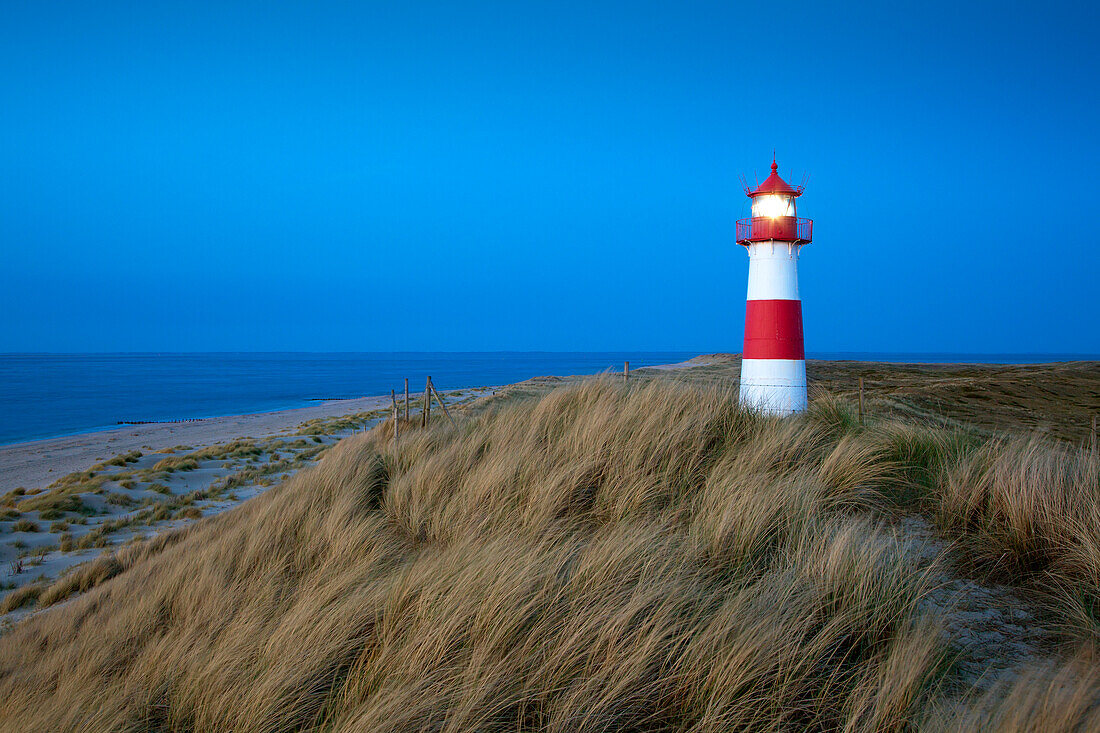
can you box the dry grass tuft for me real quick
[36,528,191,609]
[0,583,47,614]
[10,519,39,533]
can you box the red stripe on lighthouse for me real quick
[743,299,805,360]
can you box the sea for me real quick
[0,352,1095,446]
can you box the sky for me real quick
[1,0,1098,354]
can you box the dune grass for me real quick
[91,450,143,471]
[0,378,1097,730]
[16,480,102,515]
[928,437,1100,637]
[296,409,387,436]
[0,582,47,614]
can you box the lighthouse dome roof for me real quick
[748,160,803,197]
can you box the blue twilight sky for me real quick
[1,0,1098,353]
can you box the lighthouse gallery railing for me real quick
[736,217,813,244]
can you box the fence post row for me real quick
[624,361,629,384]
[404,378,410,422]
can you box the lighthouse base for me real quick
[739,358,807,416]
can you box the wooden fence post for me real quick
[624,360,629,384]
[423,376,431,427]
[430,377,456,426]
[1092,414,1097,455]
[858,377,864,425]
[391,389,399,459]
[404,378,409,422]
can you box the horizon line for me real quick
[2,350,1099,358]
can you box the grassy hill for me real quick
[1,360,1099,730]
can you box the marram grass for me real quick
[0,378,1098,730]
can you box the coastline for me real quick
[0,392,435,493]
[0,352,700,448]
[0,360,712,623]
[8,352,1100,493]
[3,354,1098,627]
[0,354,726,493]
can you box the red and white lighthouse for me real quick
[735,158,813,415]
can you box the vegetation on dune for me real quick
[933,437,1100,636]
[927,651,1100,730]
[297,409,385,435]
[5,437,334,540]
[0,378,1097,730]
[206,444,331,494]
[35,528,190,610]
[105,491,135,507]
[802,359,1100,445]
[15,478,104,515]
[150,454,200,473]
[0,489,26,507]
[91,450,143,471]
[0,582,47,614]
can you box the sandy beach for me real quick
[0,394,406,493]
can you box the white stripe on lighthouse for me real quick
[745,242,801,300]
[739,359,808,414]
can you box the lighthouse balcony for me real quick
[736,217,813,244]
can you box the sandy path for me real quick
[0,394,400,492]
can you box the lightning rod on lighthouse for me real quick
[735,157,814,415]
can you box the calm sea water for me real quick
[0,352,1095,446]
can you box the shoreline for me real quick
[0,390,494,493]
[5,352,1097,448]
[0,393,411,450]
[0,394,419,450]
[8,353,1100,493]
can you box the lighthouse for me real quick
[735,158,813,415]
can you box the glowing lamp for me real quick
[752,193,796,219]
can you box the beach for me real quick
[1,393,414,493]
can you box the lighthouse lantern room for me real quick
[735,158,813,415]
